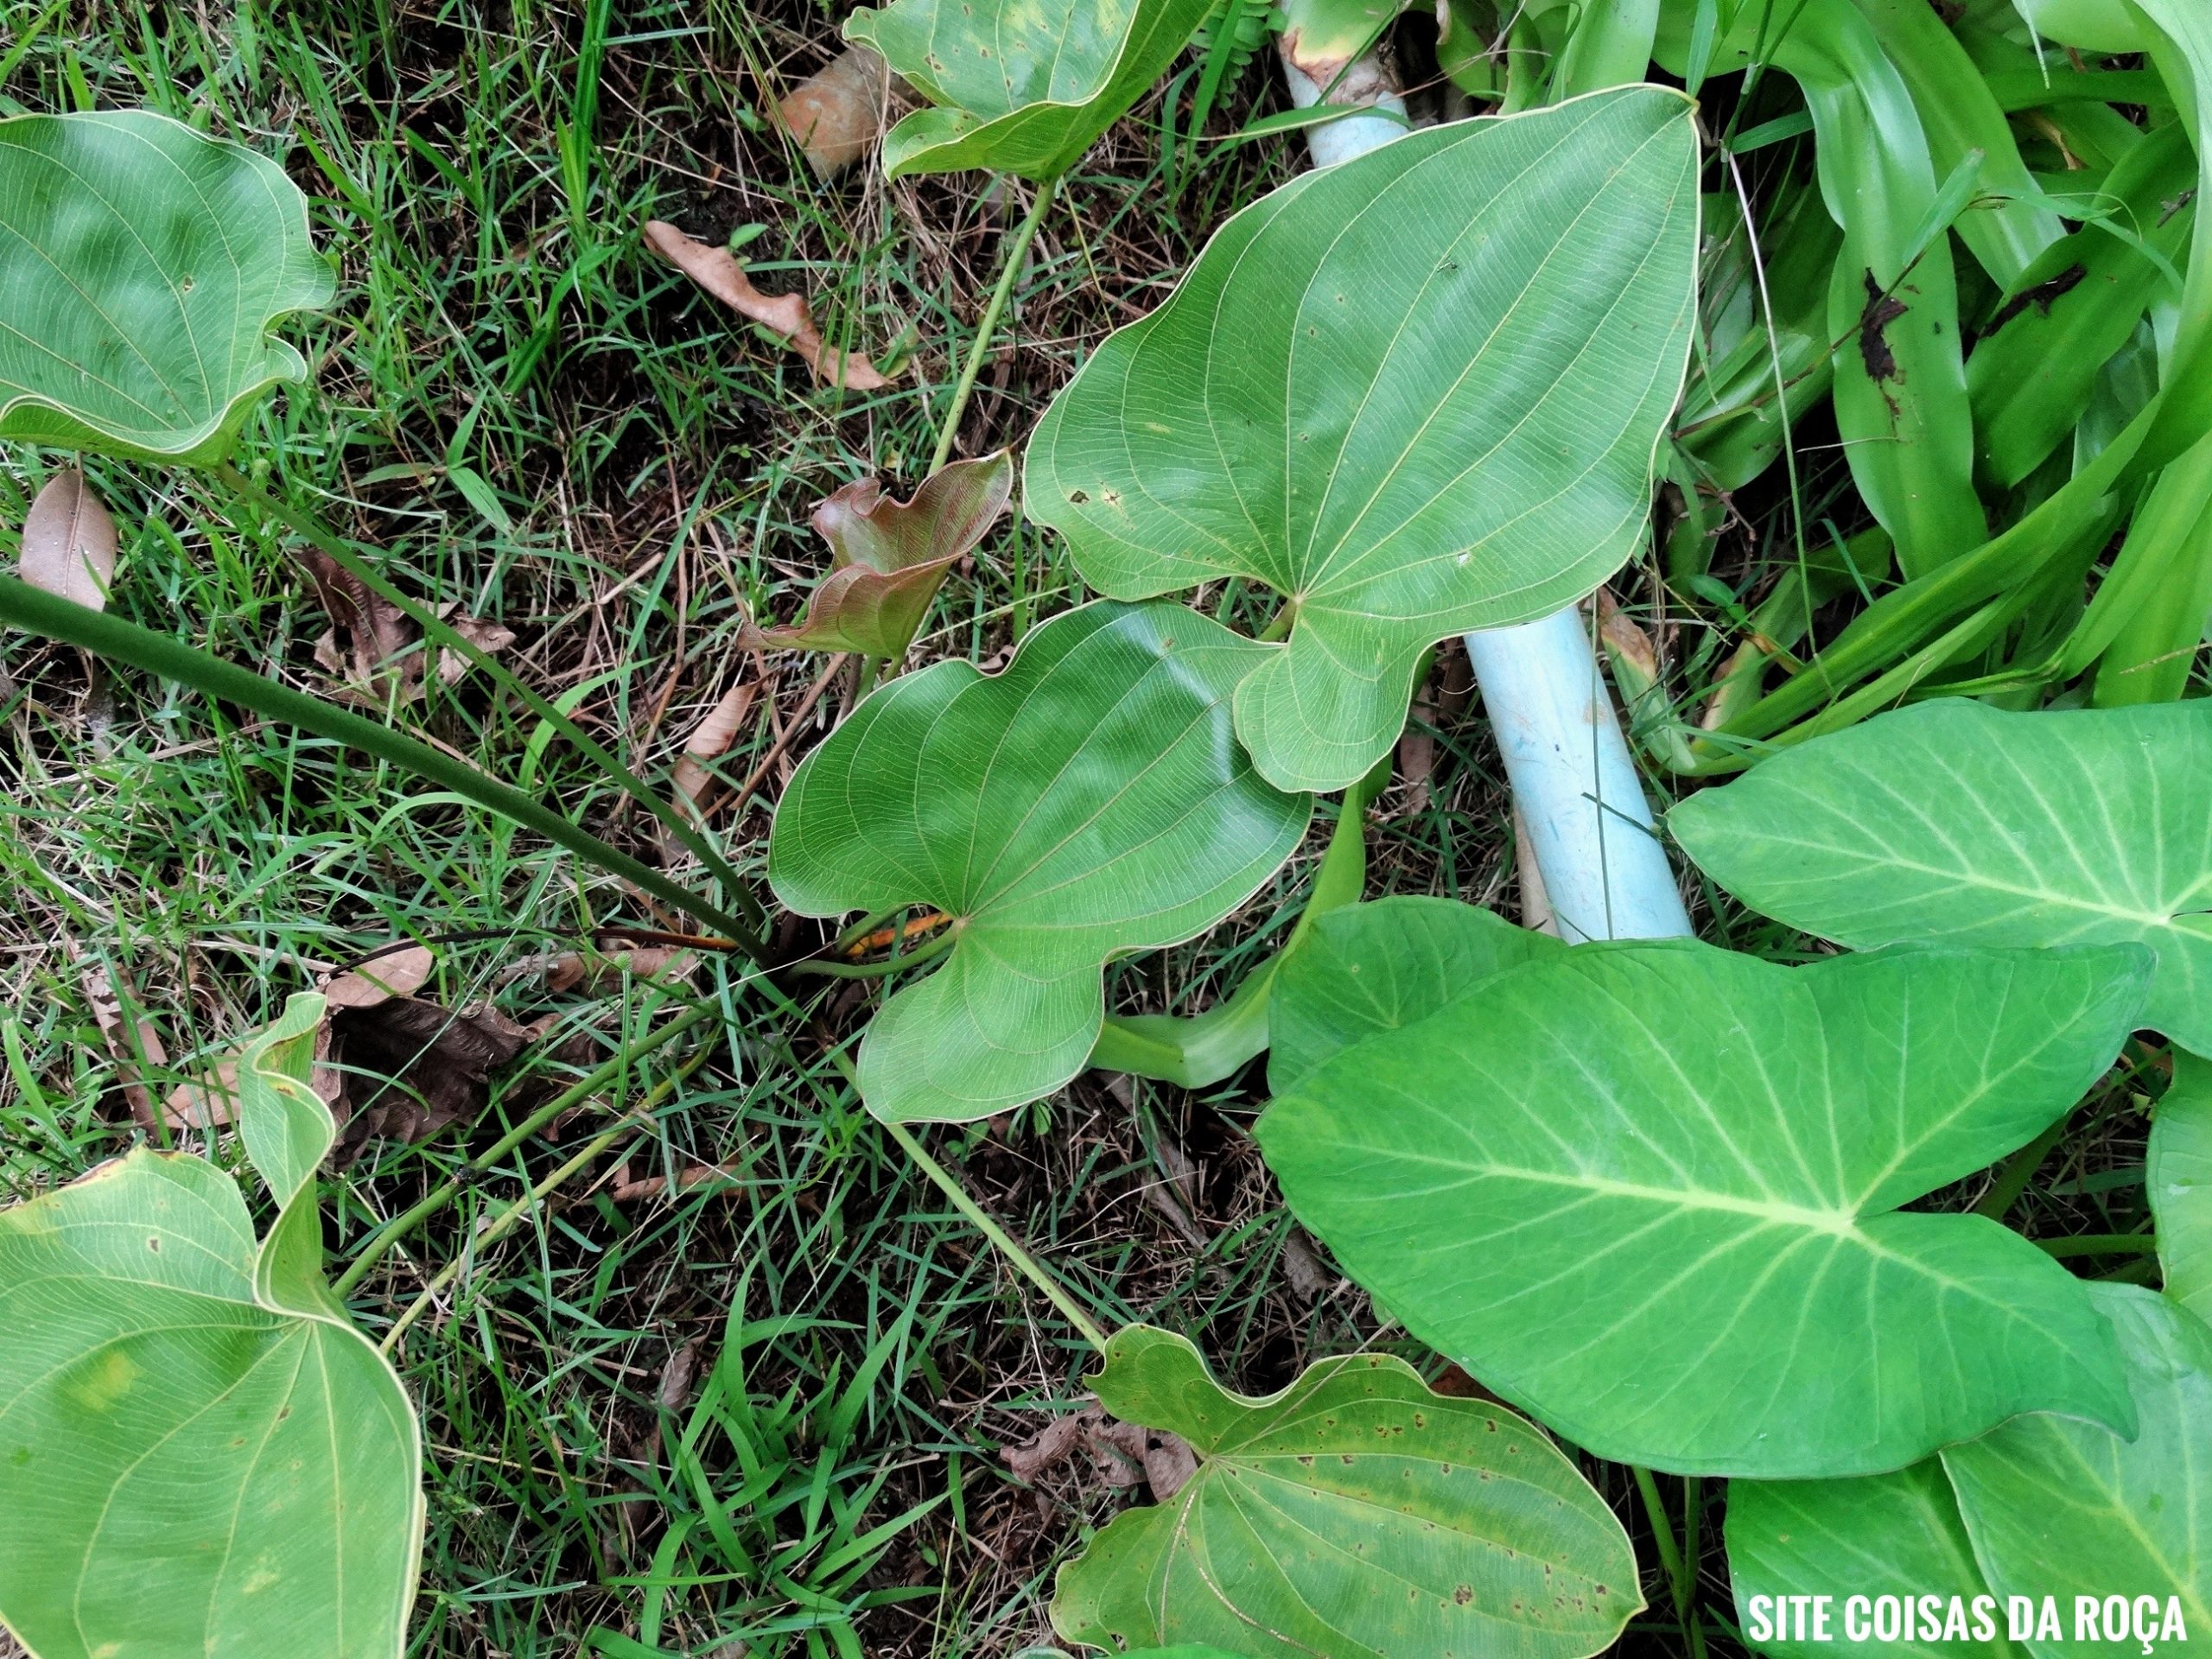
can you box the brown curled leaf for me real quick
[747,450,1014,658]
[643,219,894,391]
[774,45,895,179]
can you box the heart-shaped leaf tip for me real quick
[845,0,1216,180]
[1027,86,1700,791]
[0,994,423,1659]
[1051,1325,1642,1658]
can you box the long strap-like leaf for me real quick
[0,573,766,955]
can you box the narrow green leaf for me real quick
[1028,86,1700,791]
[1942,1285,2212,1652]
[1050,1325,1641,1658]
[1266,895,1562,1092]
[0,572,762,946]
[0,110,332,465]
[769,601,1310,1122]
[0,995,424,1659]
[2152,1048,2212,1325]
[1672,700,2212,1054]
[1261,941,2145,1476]
[846,0,1214,180]
[1726,1463,2018,1657]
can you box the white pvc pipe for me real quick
[1462,609,1690,943]
[1281,38,1690,945]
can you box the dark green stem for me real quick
[0,578,766,957]
[215,462,765,928]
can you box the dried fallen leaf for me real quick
[670,679,759,806]
[333,996,530,1153]
[21,469,118,610]
[644,219,894,391]
[544,946,698,995]
[322,944,436,1008]
[775,44,895,179]
[748,451,1014,658]
[67,944,166,1131]
[610,1161,737,1203]
[302,551,512,704]
[163,1058,242,1130]
[999,1402,1196,1501]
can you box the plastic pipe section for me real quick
[1280,36,1691,944]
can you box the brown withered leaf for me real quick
[1000,1402,1197,1501]
[322,944,436,1008]
[164,1058,243,1130]
[67,943,166,1131]
[545,945,698,995]
[747,451,1014,658]
[671,679,759,806]
[644,219,894,391]
[302,550,513,703]
[775,44,896,179]
[610,1160,738,1203]
[21,468,119,610]
[333,997,530,1154]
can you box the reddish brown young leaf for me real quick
[749,450,1013,657]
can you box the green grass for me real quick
[0,5,2175,1656]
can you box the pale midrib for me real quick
[1383,1149,1858,1234]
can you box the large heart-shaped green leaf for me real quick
[2152,1048,2212,1325]
[1027,87,1699,791]
[769,601,1309,1122]
[0,110,333,466]
[844,0,1214,180]
[0,994,423,1659]
[1942,1285,2212,1655]
[1726,1464,2017,1658]
[1671,701,2212,1054]
[1050,1325,1641,1659]
[1260,941,2145,1477]
[1267,895,1562,1091]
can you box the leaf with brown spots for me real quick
[644,219,894,391]
[748,451,1013,658]
[1051,1325,1639,1658]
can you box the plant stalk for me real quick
[881,1116,1110,1353]
[930,177,1060,475]
[0,576,767,957]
